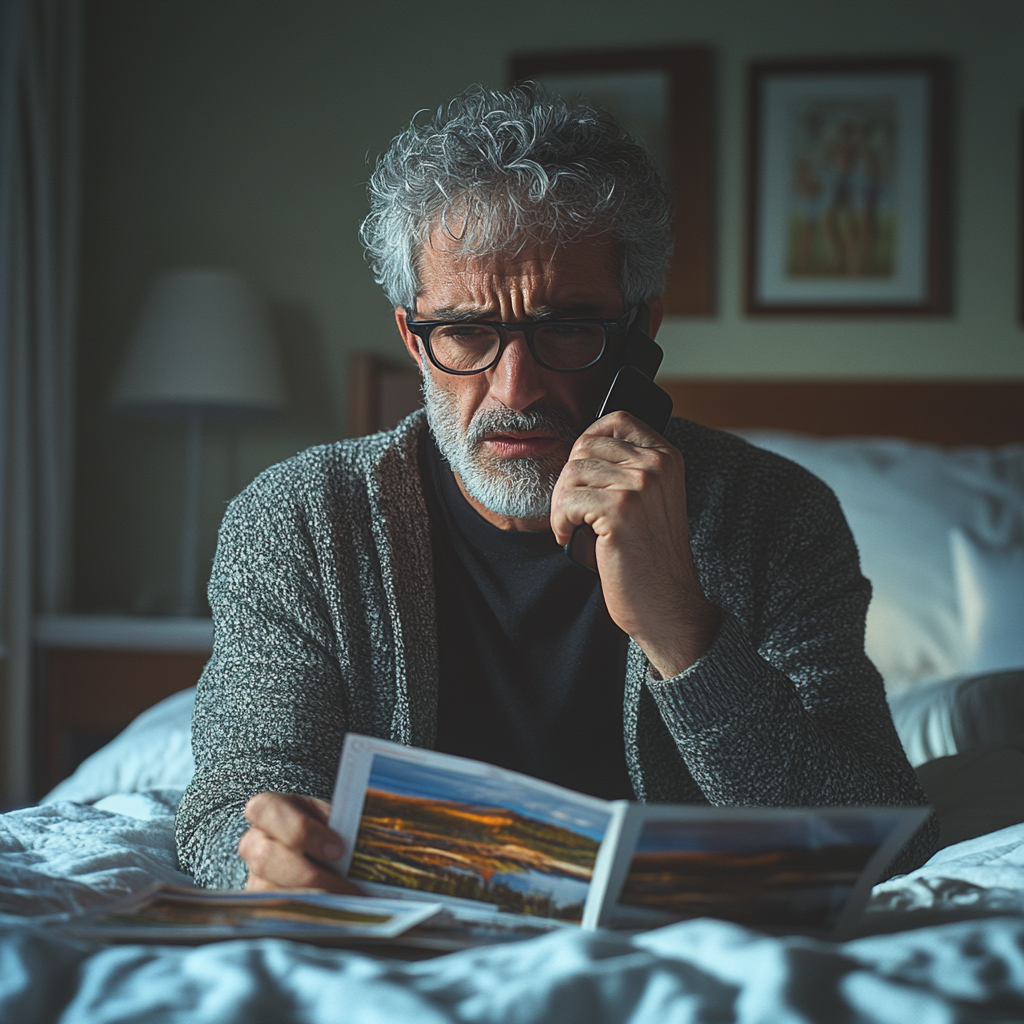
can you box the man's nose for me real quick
[487,333,547,412]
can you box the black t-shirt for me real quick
[422,434,634,800]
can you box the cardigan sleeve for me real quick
[174,462,350,890]
[645,427,938,875]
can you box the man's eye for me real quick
[436,324,496,344]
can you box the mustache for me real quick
[464,405,581,449]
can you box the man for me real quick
[176,87,935,892]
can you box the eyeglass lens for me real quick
[429,322,606,372]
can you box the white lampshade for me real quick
[113,268,285,416]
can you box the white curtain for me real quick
[0,0,82,807]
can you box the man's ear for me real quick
[647,297,665,339]
[394,307,425,372]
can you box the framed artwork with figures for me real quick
[509,46,714,316]
[745,56,952,315]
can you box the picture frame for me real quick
[1018,108,1023,327]
[745,56,952,316]
[509,47,714,316]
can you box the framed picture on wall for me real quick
[745,56,952,315]
[509,47,714,316]
[1019,108,1023,327]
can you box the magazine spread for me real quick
[328,734,930,938]
[65,884,443,945]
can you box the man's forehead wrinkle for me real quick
[420,271,605,319]
[420,280,616,321]
[423,298,608,320]
[415,231,624,320]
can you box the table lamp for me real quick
[112,268,285,615]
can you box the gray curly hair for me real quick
[360,85,673,310]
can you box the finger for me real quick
[569,427,676,472]
[239,827,359,893]
[244,872,360,894]
[585,408,667,444]
[560,457,649,491]
[551,470,640,545]
[557,442,675,504]
[555,483,645,542]
[244,793,343,862]
[299,796,332,824]
[568,439,648,470]
[551,448,682,547]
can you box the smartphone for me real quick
[564,309,674,571]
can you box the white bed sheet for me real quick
[2,791,1022,1024]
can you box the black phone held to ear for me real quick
[564,313,674,572]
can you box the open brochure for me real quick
[64,884,443,945]
[329,734,930,938]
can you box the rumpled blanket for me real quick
[2,792,1023,1024]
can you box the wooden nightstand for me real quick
[34,615,213,797]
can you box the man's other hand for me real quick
[239,792,359,893]
[550,410,721,680]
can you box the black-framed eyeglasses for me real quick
[402,305,639,375]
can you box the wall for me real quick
[75,0,1024,614]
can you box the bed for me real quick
[3,378,1022,1024]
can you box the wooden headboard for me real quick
[659,380,1024,446]
[349,355,1024,446]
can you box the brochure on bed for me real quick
[65,885,443,945]
[328,735,928,938]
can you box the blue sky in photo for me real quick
[367,754,611,842]
[635,813,905,854]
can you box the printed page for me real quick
[65,884,443,944]
[594,804,930,936]
[329,734,625,925]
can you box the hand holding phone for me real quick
[564,310,673,571]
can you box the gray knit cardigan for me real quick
[175,412,936,889]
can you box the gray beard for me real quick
[420,368,581,520]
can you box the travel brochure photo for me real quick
[330,735,928,939]
[65,886,442,945]
[64,736,928,950]
[331,739,614,923]
[612,809,912,932]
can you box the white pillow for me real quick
[42,687,196,804]
[741,433,1024,693]
[887,669,1024,767]
[950,528,1024,675]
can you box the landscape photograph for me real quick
[617,815,893,928]
[347,754,611,921]
[102,896,394,930]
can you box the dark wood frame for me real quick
[1019,109,1024,327]
[745,55,952,316]
[348,352,420,438]
[659,379,1023,445]
[35,648,209,797]
[509,46,715,316]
